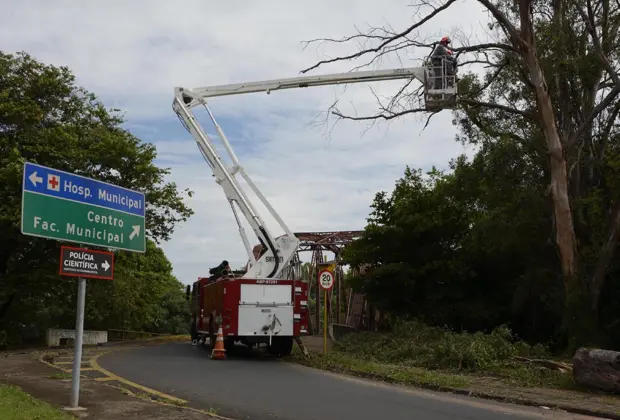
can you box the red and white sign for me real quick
[318,270,334,290]
[47,174,60,192]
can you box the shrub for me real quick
[333,319,550,372]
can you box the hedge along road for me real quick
[97,342,598,420]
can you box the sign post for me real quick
[318,269,335,354]
[21,162,145,410]
[60,245,114,409]
[71,272,86,410]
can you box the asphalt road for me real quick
[98,342,591,420]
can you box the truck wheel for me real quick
[190,318,198,341]
[224,337,235,352]
[268,337,294,357]
[208,318,216,350]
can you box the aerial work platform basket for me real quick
[424,57,458,111]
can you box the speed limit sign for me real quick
[318,270,334,290]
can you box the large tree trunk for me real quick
[516,0,590,347]
[518,1,578,282]
[538,89,577,282]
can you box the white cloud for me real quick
[3,0,488,283]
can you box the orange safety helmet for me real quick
[440,36,451,45]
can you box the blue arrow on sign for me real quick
[22,162,145,217]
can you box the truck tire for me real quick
[208,318,216,350]
[190,318,198,341]
[224,337,235,352]
[268,336,294,357]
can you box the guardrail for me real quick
[106,329,169,342]
[46,328,108,347]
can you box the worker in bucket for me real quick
[431,36,457,89]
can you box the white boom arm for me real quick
[173,63,454,279]
[176,67,426,107]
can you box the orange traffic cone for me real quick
[211,326,226,360]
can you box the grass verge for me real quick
[289,349,620,419]
[143,334,191,345]
[48,372,72,380]
[290,349,471,390]
[0,384,73,420]
[289,347,576,391]
[288,321,620,419]
[312,320,576,389]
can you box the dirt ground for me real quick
[0,348,222,420]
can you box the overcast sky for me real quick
[2,0,490,284]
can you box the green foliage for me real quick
[335,320,549,372]
[344,167,474,319]
[0,385,74,420]
[84,239,190,335]
[292,349,471,390]
[0,51,193,343]
[342,149,567,347]
[335,0,620,350]
[451,2,620,347]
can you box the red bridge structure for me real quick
[252,230,380,335]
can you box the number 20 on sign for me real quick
[319,270,334,290]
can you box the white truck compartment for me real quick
[238,283,294,337]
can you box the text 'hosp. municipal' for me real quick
[24,162,145,217]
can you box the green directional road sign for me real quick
[21,162,146,253]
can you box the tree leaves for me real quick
[0,51,192,342]
[304,0,620,349]
[342,142,571,348]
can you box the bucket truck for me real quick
[178,57,457,357]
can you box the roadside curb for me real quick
[36,341,234,419]
[288,356,620,420]
[105,383,233,420]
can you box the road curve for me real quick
[98,342,592,420]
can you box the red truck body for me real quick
[188,276,309,356]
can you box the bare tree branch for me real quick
[332,108,427,121]
[475,0,522,47]
[385,79,417,110]
[300,0,459,74]
[348,39,419,71]
[420,111,441,132]
[573,0,620,86]
[459,98,535,118]
[300,25,395,50]
[595,98,620,157]
[458,59,503,67]
[453,42,516,55]
[468,62,509,96]
[570,86,620,145]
